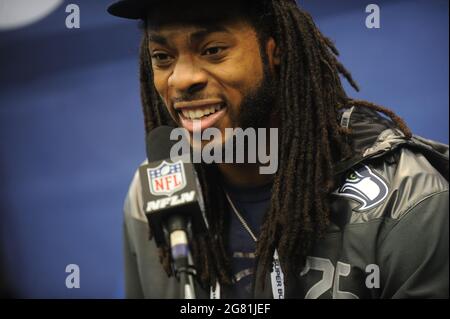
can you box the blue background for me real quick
[0,0,448,298]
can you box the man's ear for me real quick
[266,37,281,73]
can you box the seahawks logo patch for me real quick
[336,165,389,212]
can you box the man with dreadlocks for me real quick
[108,0,449,299]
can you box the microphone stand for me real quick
[175,252,197,299]
[167,216,198,299]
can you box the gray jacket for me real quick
[123,107,449,299]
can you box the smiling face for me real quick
[146,1,278,145]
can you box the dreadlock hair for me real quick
[138,0,413,289]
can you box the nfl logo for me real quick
[147,161,187,197]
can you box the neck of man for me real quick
[218,114,279,188]
[218,162,274,188]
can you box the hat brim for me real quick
[107,0,154,20]
[108,0,260,21]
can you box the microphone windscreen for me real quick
[146,126,179,162]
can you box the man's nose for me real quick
[168,56,207,96]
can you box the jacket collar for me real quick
[334,106,408,175]
[334,106,448,180]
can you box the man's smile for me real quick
[174,98,228,132]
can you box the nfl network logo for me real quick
[147,161,187,197]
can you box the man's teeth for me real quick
[181,104,223,120]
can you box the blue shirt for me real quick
[223,181,272,299]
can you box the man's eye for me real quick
[151,53,174,67]
[203,47,225,56]
[152,53,170,61]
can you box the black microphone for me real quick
[139,126,208,293]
